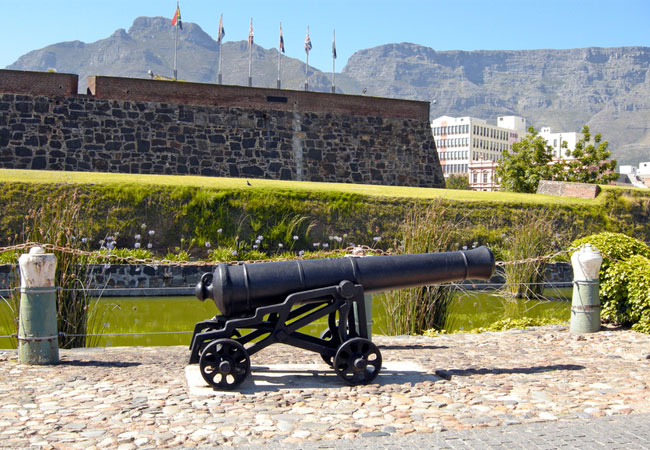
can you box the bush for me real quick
[571,232,650,332]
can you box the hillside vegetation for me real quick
[1,169,649,260]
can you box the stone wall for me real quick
[0,70,78,97]
[0,71,444,187]
[537,180,601,199]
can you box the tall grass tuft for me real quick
[23,191,107,348]
[499,211,564,310]
[381,201,460,335]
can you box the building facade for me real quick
[431,115,525,190]
[539,127,583,159]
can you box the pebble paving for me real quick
[1,324,649,449]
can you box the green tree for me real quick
[554,126,618,184]
[445,174,471,190]
[495,127,556,193]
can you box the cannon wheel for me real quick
[199,338,251,390]
[333,337,382,385]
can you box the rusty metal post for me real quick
[570,244,603,334]
[18,247,59,364]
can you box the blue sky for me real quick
[2,0,650,72]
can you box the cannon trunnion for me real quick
[189,246,495,390]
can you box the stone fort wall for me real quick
[0,70,444,187]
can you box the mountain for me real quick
[7,17,650,165]
[343,43,650,165]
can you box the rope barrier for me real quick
[0,241,580,267]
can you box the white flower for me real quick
[298,250,305,256]
[217,228,223,233]
[255,239,261,245]
[323,243,329,248]
[148,230,155,236]
[278,243,283,248]
[373,236,381,242]
[141,223,147,229]
[231,250,238,256]
[313,243,320,247]
[253,245,258,249]
[462,246,468,250]
[134,242,141,249]
[205,241,211,248]
[134,234,141,240]
[81,237,89,244]
[293,235,299,241]
[257,235,264,241]
[147,243,153,249]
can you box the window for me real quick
[483,172,488,184]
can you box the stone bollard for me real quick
[570,244,603,334]
[18,247,59,364]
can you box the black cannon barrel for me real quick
[196,246,495,316]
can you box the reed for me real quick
[381,200,459,335]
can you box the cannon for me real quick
[189,246,495,390]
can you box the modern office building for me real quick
[431,115,525,190]
[539,127,583,159]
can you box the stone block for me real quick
[537,180,601,199]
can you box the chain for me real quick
[495,246,579,267]
[0,242,392,266]
[1,241,597,268]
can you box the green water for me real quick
[0,288,571,348]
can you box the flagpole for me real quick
[277,22,282,89]
[331,29,336,93]
[218,41,223,84]
[173,16,178,80]
[305,26,309,91]
[248,18,253,87]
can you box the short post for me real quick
[570,244,603,333]
[18,247,59,364]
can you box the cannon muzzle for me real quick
[196,246,495,316]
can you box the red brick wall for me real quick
[87,75,430,120]
[0,70,78,97]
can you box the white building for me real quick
[431,115,525,190]
[539,127,583,159]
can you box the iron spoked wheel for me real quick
[196,328,242,356]
[319,329,336,366]
[333,337,382,385]
[199,338,250,390]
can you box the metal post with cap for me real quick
[18,247,59,364]
[570,244,603,334]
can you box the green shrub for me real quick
[571,232,650,332]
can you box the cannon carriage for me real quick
[189,246,495,390]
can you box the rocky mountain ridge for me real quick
[6,16,650,165]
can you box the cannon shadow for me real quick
[434,364,585,380]
[185,361,440,395]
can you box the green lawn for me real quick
[0,169,600,206]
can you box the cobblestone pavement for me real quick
[231,412,650,449]
[1,325,649,449]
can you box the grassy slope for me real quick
[0,169,601,206]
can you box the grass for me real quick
[0,169,601,206]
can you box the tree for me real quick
[496,125,618,193]
[495,127,556,193]
[445,174,471,190]
[554,126,618,184]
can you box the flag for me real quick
[248,18,254,48]
[217,14,225,43]
[279,24,285,53]
[171,4,182,30]
[304,27,312,54]
[332,32,337,59]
